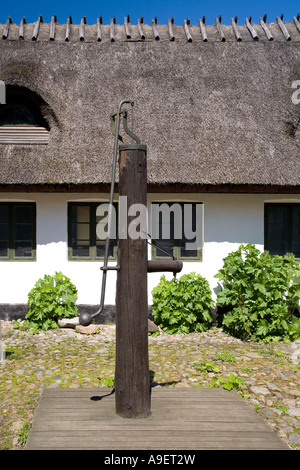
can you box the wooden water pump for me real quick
[79,100,182,418]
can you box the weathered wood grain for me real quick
[115,146,150,418]
[25,388,289,450]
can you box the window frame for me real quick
[0,202,36,261]
[150,201,203,262]
[68,201,118,261]
[264,202,300,259]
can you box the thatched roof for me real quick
[0,16,300,191]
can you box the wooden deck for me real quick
[25,387,289,450]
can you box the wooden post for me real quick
[114,143,151,418]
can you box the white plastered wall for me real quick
[0,192,299,306]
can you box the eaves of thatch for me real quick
[0,15,299,193]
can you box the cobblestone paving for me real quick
[0,321,299,450]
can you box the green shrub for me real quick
[215,244,300,342]
[26,271,78,330]
[152,272,214,334]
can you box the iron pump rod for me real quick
[79,99,134,326]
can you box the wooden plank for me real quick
[32,15,42,41]
[276,16,291,41]
[65,17,72,42]
[25,388,289,450]
[79,17,85,41]
[50,16,56,40]
[199,19,208,42]
[97,18,102,41]
[41,386,235,397]
[184,20,192,42]
[259,17,273,41]
[2,17,11,39]
[110,18,115,42]
[215,17,225,42]
[152,19,159,40]
[26,434,288,450]
[231,18,242,41]
[294,16,300,33]
[27,430,284,443]
[29,419,270,432]
[245,18,259,41]
[124,16,131,39]
[168,18,175,41]
[137,19,145,40]
[19,18,26,40]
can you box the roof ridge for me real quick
[1,14,300,42]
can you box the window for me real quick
[0,85,49,144]
[68,202,118,260]
[264,203,300,258]
[0,202,36,260]
[151,202,203,261]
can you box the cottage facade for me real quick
[0,15,300,320]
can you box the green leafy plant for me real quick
[214,352,236,363]
[17,421,31,446]
[193,361,221,373]
[97,376,115,387]
[26,271,78,331]
[208,373,244,392]
[215,244,300,342]
[152,272,214,334]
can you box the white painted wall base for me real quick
[0,192,299,306]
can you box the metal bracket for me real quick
[101,265,120,272]
[110,104,141,144]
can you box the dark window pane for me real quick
[0,205,9,257]
[292,206,300,257]
[0,223,8,239]
[266,205,287,255]
[15,224,32,240]
[267,226,287,255]
[0,240,8,257]
[0,203,35,259]
[180,240,198,258]
[14,205,33,223]
[72,241,90,257]
[96,240,114,258]
[268,206,287,224]
[69,202,118,260]
[155,239,174,258]
[76,206,90,223]
[0,206,8,222]
[13,205,34,257]
[265,204,300,258]
[72,222,90,241]
[152,202,202,260]
[0,90,49,128]
[71,205,90,257]
[293,242,300,258]
[14,240,32,257]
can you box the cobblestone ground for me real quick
[0,320,299,450]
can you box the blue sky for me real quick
[0,0,299,26]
